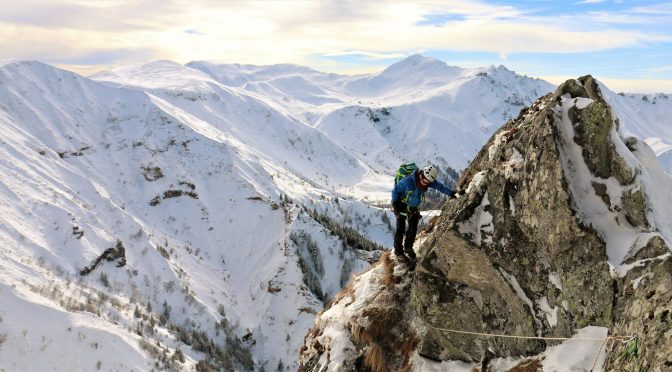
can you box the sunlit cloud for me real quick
[320,51,409,60]
[0,0,670,90]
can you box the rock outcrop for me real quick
[299,76,672,371]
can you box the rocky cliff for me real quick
[298,76,672,371]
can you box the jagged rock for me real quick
[566,79,634,185]
[606,258,672,371]
[592,182,611,208]
[624,235,669,264]
[80,240,127,276]
[299,76,672,370]
[413,231,541,361]
[552,78,588,101]
[621,188,649,228]
[414,78,615,361]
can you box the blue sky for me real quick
[1,0,671,92]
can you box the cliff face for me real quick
[299,76,672,371]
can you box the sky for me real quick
[1,0,671,93]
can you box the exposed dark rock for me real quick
[624,235,669,264]
[621,188,649,228]
[80,240,126,276]
[606,258,672,370]
[592,182,611,208]
[141,166,164,181]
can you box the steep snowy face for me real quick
[94,61,378,197]
[600,85,672,175]
[0,61,387,371]
[299,76,672,371]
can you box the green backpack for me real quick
[394,163,417,186]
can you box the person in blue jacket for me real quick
[391,164,454,262]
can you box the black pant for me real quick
[394,212,420,259]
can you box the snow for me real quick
[0,284,166,371]
[631,273,653,289]
[0,59,394,370]
[536,297,559,327]
[309,264,387,370]
[465,170,487,194]
[458,191,493,246]
[600,82,672,175]
[411,354,475,371]
[643,137,672,156]
[502,147,524,180]
[542,326,609,372]
[549,272,563,291]
[488,131,507,161]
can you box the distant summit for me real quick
[381,54,461,76]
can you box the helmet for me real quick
[422,165,437,182]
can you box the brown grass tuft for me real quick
[399,335,420,365]
[381,251,395,287]
[357,306,403,346]
[363,343,388,372]
[505,358,543,372]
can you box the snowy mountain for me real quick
[600,88,672,174]
[182,55,555,175]
[0,60,383,371]
[0,54,669,371]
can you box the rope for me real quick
[426,324,633,343]
[420,198,446,226]
[590,337,613,372]
[426,323,635,371]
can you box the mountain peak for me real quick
[381,54,458,76]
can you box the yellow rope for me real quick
[590,336,613,372]
[426,324,633,342]
[426,323,635,371]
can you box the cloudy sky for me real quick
[1,0,671,92]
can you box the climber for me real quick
[391,164,454,262]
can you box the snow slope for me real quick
[0,60,383,370]
[600,86,672,174]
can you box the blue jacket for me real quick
[391,170,454,208]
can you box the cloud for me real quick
[577,0,606,4]
[320,51,409,60]
[0,0,669,73]
[0,0,178,31]
[597,78,672,94]
[645,65,672,74]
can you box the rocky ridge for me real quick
[299,76,672,371]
